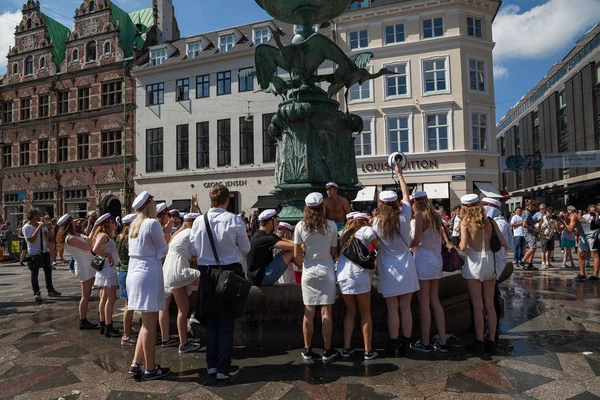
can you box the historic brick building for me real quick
[0,0,178,227]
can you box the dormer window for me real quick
[86,41,96,62]
[89,1,95,12]
[73,48,79,61]
[187,41,201,59]
[25,56,34,75]
[40,56,46,69]
[150,49,167,66]
[219,34,235,53]
[104,41,111,54]
[26,18,32,30]
[253,28,271,45]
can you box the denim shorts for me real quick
[118,271,128,299]
[260,254,290,286]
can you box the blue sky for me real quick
[1,0,599,123]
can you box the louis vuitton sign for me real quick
[360,160,439,173]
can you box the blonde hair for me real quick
[460,203,487,229]
[130,203,157,239]
[376,201,400,240]
[278,227,293,240]
[413,198,443,234]
[91,221,114,247]
[340,218,369,246]
[118,224,130,241]
[303,205,327,234]
[171,221,193,241]
[55,221,76,255]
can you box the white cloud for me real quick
[492,0,600,79]
[0,10,21,75]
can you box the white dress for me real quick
[293,220,338,306]
[373,202,420,297]
[462,226,496,282]
[410,220,443,280]
[162,229,201,295]
[127,219,169,312]
[336,226,375,295]
[65,234,95,283]
[94,237,119,288]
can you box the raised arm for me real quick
[394,164,410,204]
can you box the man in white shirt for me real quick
[22,208,61,302]
[190,185,250,383]
[510,207,525,268]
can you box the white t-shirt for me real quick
[293,220,338,263]
[510,215,524,237]
[22,223,49,255]
[451,216,461,237]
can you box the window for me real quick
[471,113,487,150]
[86,41,96,62]
[196,122,210,168]
[33,191,54,201]
[349,80,371,102]
[12,63,18,75]
[219,34,235,53]
[253,28,271,44]
[385,24,405,45]
[58,137,68,162]
[239,117,254,165]
[72,48,79,61]
[176,78,189,101]
[40,56,46,69]
[388,116,410,153]
[217,71,231,95]
[423,17,443,38]
[20,142,30,166]
[89,1,95,12]
[102,81,122,106]
[176,125,189,170]
[20,98,31,120]
[262,113,276,163]
[239,68,254,92]
[467,17,482,38]
[349,30,368,50]
[77,134,89,160]
[2,101,12,123]
[2,145,12,167]
[38,139,49,164]
[150,49,167,66]
[39,94,49,117]
[78,87,90,111]
[385,62,409,98]
[187,41,201,58]
[196,74,210,98]
[27,18,32,30]
[104,41,111,54]
[57,91,69,114]
[102,130,122,157]
[426,113,449,151]
[25,56,34,75]
[469,58,485,92]
[146,83,164,105]
[423,57,448,94]
[348,0,370,9]
[558,91,568,152]
[217,119,231,166]
[146,128,163,172]
[354,117,373,156]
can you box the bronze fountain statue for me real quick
[254,0,393,220]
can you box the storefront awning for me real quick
[353,186,377,202]
[564,178,600,195]
[474,182,503,198]
[251,196,280,209]
[169,199,191,212]
[423,183,449,199]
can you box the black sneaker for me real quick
[47,289,61,297]
[34,292,42,302]
[161,338,179,348]
[574,274,587,282]
[301,348,318,363]
[364,349,378,361]
[143,365,170,381]
[79,319,99,330]
[433,340,448,353]
[341,348,355,358]
[468,340,485,354]
[587,275,600,281]
[105,325,121,338]
[485,340,497,354]
[410,340,433,353]
[128,364,142,378]
[526,263,539,271]
[99,323,106,335]
[322,348,338,363]
[216,365,239,380]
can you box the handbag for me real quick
[497,261,514,283]
[204,213,251,304]
[442,245,464,272]
[340,231,376,270]
[91,254,105,271]
[488,217,502,253]
[25,225,46,271]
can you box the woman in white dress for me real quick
[337,213,378,361]
[372,164,419,357]
[459,194,507,354]
[293,192,339,363]
[162,213,202,354]
[409,192,453,353]
[127,191,170,380]
[56,214,99,330]
[91,213,121,338]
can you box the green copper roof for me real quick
[40,13,70,67]
[109,2,140,57]
[128,7,153,45]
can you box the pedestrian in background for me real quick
[510,207,525,268]
[117,214,137,346]
[521,200,539,271]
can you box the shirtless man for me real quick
[323,182,351,233]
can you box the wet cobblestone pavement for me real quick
[1,252,600,400]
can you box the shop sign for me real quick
[381,184,418,193]
[203,180,249,189]
[17,192,26,201]
[452,175,466,181]
[360,160,438,173]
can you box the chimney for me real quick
[153,0,174,44]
